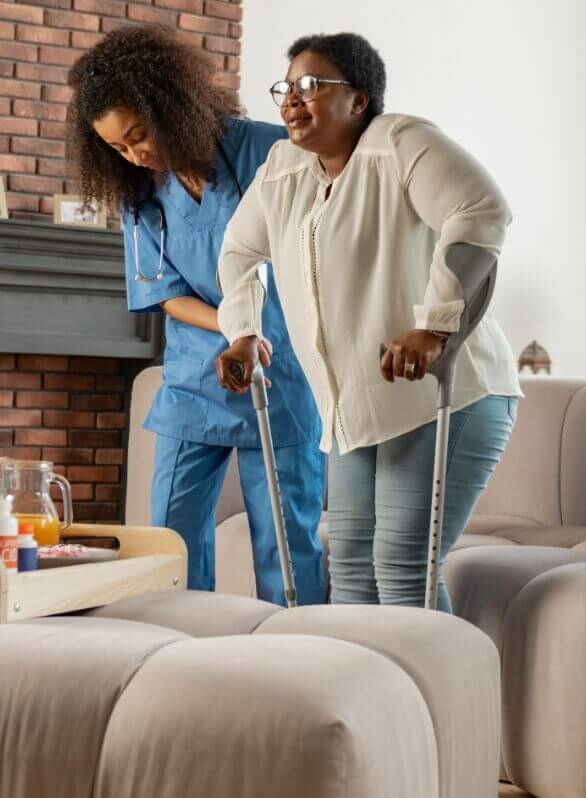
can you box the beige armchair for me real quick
[457,376,586,550]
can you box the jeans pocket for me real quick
[507,397,518,425]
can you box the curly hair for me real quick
[67,25,240,213]
[287,33,386,122]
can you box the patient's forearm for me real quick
[161,296,220,332]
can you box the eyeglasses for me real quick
[269,74,351,107]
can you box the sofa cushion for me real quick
[445,545,586,798]
[444,546,586,649]
[465,515,535,535]
[77,593,501,798]
[472,379,586,527]
[464,515,586,548]
[501,562,586,798]
[489,525,586,548]
[0,617,189,798]
[452,534,517,550]
[85,589,283,636]
[94,634,438,798]
[215,511,331,600]
[257,604,501,798]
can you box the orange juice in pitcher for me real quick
[0,461,72,546]
[16,514,61,546]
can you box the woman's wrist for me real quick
[232,334,259,348]
[428,330,450,346]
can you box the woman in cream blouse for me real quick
[216,32,522,610]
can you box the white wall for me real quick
[241,0,586,376]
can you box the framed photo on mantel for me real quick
[0,175,8,220]
[53,194,107,229]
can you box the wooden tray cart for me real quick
[0,524,187,624]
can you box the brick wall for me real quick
[0,0,242,222]
[0,353,138,523]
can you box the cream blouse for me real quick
[218,113,522,454]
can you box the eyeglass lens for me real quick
[271,75,319,106]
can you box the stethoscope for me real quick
[133,140,244,282]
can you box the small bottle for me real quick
[18,521,38,572]
[0,497,19,572]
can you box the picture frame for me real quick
[53,194,107,229]
[0,175,8,220]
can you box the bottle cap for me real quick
[19,521,35,536]
[0,496,13,515]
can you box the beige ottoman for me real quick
[1,595,501,798]
[445,545,586,798]
[93,593,501,798]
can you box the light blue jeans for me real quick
[328,396,518,611]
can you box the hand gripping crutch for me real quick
[382,243,498,610]
[229,360,297,608]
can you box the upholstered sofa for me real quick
[1,593,501,798]
[126,371,586,798]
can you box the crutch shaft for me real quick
[228,359,297,608]
[425,405,451,610]
[251,372,297,607]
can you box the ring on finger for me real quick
[404,361,417,377]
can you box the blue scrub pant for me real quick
[151,435,326,606]
[327,396,517,611]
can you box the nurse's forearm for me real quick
[161,296,220,332]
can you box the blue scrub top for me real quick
[123,117,321,448]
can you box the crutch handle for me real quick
[229,361,268,410]
[228,361,246,383]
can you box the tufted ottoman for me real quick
[1,593,500,798]
[445,545,586,798]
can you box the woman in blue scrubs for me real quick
[67,26,325,604]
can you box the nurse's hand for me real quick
[258,337,273,368]
[380,330,446,383]
[216,335,272,394]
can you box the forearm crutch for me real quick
[382,243,498,610]
[229,360,297,608]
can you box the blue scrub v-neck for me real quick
[161,173,203,231]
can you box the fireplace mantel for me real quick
[0,219,162,359]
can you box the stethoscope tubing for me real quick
[133,139,243,282]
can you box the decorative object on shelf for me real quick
[53,194,107,229]
[518,340,551,374]
[0,176,8,220]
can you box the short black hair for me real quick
[287,32,386,121]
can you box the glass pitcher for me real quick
[0,460,73,545]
